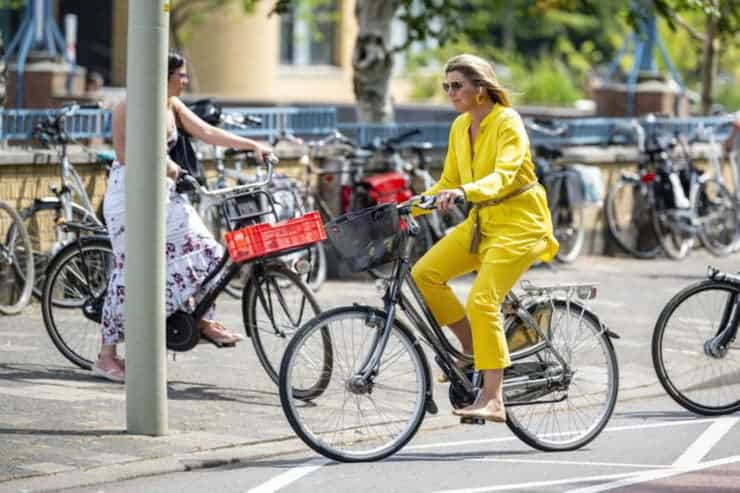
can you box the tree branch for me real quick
[672,13,707,42]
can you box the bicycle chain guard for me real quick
[166,310,200,351]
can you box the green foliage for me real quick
[0,1,26,8]
[406,39,582,106]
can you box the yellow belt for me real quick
[468,181,538,253]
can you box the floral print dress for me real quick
[100,128,223,345]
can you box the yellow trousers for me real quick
[411,225,548,370]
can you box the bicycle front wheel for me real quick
[504,300,619,451]
[0,202,34,314]
[42,237,114,369]
[652,280,740,415]
[605,176,661,258]
[552,205,585,263]
[242,264,321,385]
[280,306,429,462]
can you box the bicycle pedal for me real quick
[460,416,486,425]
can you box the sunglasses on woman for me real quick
[441,81,465,93]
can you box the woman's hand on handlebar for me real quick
[252,142,275,163]
[437,188,465,211]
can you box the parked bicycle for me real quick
[41,158,325,386]
[525,119,592,263]
[652,266,740,416]
[0,200,34,314]
[23,104,105,298]
[605,116,737,260]
[279,195,619,462]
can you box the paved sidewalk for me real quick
[1,252,738,492]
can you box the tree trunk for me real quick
[700,14,719,115]
[352,0,400,123]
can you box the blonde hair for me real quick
[444,54,512,107]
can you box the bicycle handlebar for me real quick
[179,154,277,198]
[524,118,568,137]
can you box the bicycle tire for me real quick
[696,180,739,257]
[21,199,102,300]
[504,299,619,451]
[652,280,740,416]
[280,306,430,462]
[242,264,322,386]
[305,242,327,292]
[605,176,661,258]
[651,207,693,260]
[42,237,114,370]
[0,202,35,314]
[553,205,585,263]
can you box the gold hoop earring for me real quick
[476,94,484,105]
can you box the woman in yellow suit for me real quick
[412,54,559,422]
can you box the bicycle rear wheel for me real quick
[696,180,739,257]
[21,200,101,300]
[504,300,619,451]
[42,237,114,370]
[280,306,429,462]
[242,264,322,386]
[605,176,661,258]
[652,280,740,415]
[0,202,34,314]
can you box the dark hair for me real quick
[168,52,186,77]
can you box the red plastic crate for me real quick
[224,211,327,263]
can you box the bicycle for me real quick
[605,116,738,260]
[279,195,620,462]
[0,200,34,314]
[652,265,740,416]
[525,119,592,263]
[22,103,105,298]
[41,158,327,387]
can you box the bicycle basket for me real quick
[325,203,403,272]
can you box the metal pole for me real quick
[125,0,169,436]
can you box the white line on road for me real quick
[672,417,739,467]
[431,472,639,493]
[468,457,670,469]
[567,454,740,493]
[407,416,716,452]
[246,458,330,493]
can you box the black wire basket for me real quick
[325,203,403,272]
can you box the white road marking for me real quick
[432,472,639,493]
[468,457,670,469]
[246,458,330,493]
[567,454,740,493]
[672,417,739,467]
[408,416,715,452]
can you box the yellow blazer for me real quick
[425,104,559,262]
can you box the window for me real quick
[279,1,338,66]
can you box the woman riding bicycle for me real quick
[411,54,559,421]
[93,52,273,382]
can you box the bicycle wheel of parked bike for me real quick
[605,175,661,258]
[0,202,34,314]
[504,300,619,451]
[552,204,585,263]
[242,264,324,387]
[22,199,102,301]
[696,180,739,257]
[42,236,114,370]
[651,209,694,260]
[652,280,740,416]
[280,306,429,462]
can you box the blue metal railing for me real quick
[0,106,735,150]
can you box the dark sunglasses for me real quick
[441,81,465,93]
